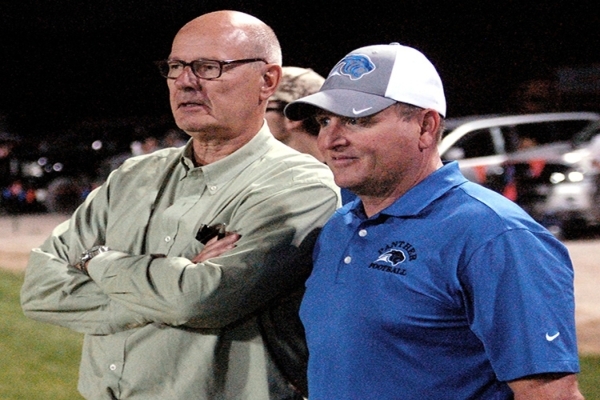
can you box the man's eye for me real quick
[315,116,330,127]
[198,64,218,72]
[340,117,361,126]
[168,63,183,71]
[193,62,220,76]
[347,116,374,127]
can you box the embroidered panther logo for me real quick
[375,250,406,266]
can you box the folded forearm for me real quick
[21,249,148,334]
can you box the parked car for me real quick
[440,112,600,238]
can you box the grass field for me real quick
[0,270,83,399]
[1,269,599,399]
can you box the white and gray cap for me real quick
[284,43,446,120]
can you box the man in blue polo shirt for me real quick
[284,43,583,399]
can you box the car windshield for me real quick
[509,119,595,147]
[442,117,598,161]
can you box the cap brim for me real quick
[284,89,397,120]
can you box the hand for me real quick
[73,260,90,275]
[191,232,240,263]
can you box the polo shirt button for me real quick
[164,236,172,242]
[109,364,117,371]
[358,229,367,237]
[344,256,352,264]
[210,185,217,191]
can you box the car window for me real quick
[442,119,597,162]
[509,120,589,147]
[443,129,499,160]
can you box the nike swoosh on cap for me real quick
[545,332,560,341]
[352,107,373,115]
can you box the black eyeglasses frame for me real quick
[155,58,267,80]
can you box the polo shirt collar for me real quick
[344,161,467,219]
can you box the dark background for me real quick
[2,0,599,138]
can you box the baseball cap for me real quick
[284,43,446,120]
[270,67,326,104]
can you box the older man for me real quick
[21,10,338,399]
[285,43,583,399]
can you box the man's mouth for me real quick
[178,101,204,109]
[329,155,357,166]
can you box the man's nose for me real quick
[173,66,200,88]
[318,121,346,150]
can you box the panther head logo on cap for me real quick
[330,54,376,80]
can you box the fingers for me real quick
[191,233,240,263]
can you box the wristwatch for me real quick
[75,245,110,275]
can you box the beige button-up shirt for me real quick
[21,125,340,399]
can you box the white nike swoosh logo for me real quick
[545,332,560,341]
[352,107,373,115]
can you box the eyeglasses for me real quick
[155,58,267,80]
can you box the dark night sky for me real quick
[1,0,599,138]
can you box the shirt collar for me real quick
[179,123,274,186]
[342,161,468,219]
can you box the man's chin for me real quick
[174,115,214,133]
[334,178,358,192]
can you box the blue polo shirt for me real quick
[300,162,579,399]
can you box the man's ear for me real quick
[418,110,441,149]
[260,64,282,100]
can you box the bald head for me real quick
[177,10,282,65]
[166,10,283,160]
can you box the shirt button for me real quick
[358,229,367,237]
[210,185,217,191]
[109,364,117,371]
[164,236,172,242]
[344,256,352,264]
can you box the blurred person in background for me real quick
[162,128,188,148]
[266,66,325,161]
[21,10,338,400]
[285,43,583,399]
[267,67,356,204]
[0,132,40,213]
[0,132,19,193]
[129,135,161,156]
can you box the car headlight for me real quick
[549,170,585,184]
[567,171,585,182]
[549,172,565,184]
